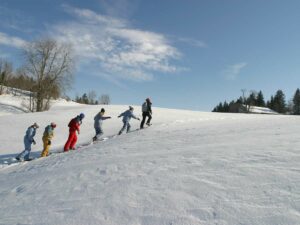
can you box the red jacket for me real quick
[68,117,80,133]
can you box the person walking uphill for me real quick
[41,122,56,157]
[16,123,39,161]
[118,106,140,135]
[64,113,85,151]
[93,108,111,141]
[140,97,152,129]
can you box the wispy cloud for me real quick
[0,32,28,48]
[50,5,181,81]
[223,62,248,80]
[0,50,10,59]
[177,37,207,48]
[0,6,34,33]
[98,0,140,19]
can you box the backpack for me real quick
[142,102,148,112]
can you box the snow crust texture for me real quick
[0,102,300,225]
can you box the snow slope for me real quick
[0,102,300,225]
[0,95,29,115]
[0,93,79,116]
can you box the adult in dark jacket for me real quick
[16,123,39,161]
[93,108,111,141]
[140,98,152,129]
[64,113,84,151]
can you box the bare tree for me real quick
[241,89,247,104]
[246,90,257,112]
[99,94,111,105]
[88,91,97,104]
[23,38,74,111]
[0,59,13,95]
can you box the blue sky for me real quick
[1,0,300,111]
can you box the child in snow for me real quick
[64,113,85,151]
[93,108,111,141]
[16,123,39,161]
[140,97,152,129]
[41,122,56,157]
[118,106,140,135]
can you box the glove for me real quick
[118,115,121,118]
[48,140,51,145]
[138,118,140,121]
[78,130,80,135]
[108,117,111,119]
[32,140,36,145]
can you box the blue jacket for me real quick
[24,126,36,143]
[119,110,138,123]
[94,113,110,129]
[43,125,54,139]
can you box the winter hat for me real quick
[33,122,39,128]
[129,106,134,110]
[79,113,85,119]
[50,122,57,128]
[100,108,105,113]
[146,98,151,103]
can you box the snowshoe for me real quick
[24,158,34,161]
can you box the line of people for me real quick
[15,98,152,161]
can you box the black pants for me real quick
[140,112,152,128]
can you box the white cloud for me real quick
[0,32,28,49]
[50,6,182,81]
[223,62,248,80]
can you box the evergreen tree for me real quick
[82,93,89,104]
[256,91,265,107]
[267,95,274,109]
[212,105,218,112]
[216,102,224,112]
[236,96,243,104]
[246,92,256,106]
[223,101,229,112]
[293,88,300,115]
[273,90,286,113]
[217,102,224,112]
[213,102,222,112]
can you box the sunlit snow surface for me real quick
[0,96,300,225]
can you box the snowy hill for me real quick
[0,92,80,116]
[0,98,300,225]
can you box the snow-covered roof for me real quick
[247,105,278,114]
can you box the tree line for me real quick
[75,92,110,105]
[0,38,111,112]
[212,89,300,115]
